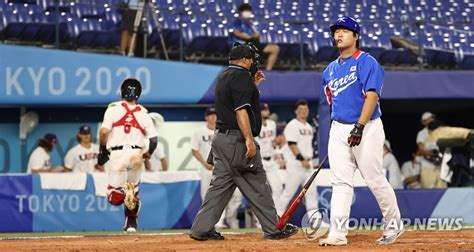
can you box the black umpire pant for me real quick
[191,130,279,236]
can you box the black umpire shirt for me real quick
[215,64,262,137]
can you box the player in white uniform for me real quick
[276,100,317,216]
[192,107,218,199]
[401,153,422,189]
[191,107,242,229]
[27,133,65,173]
[254,103,283,204]
[415,112,445,188]
[64,125,103,173]
[98,78,158,232]
[319,17,403,246]
[382,140,404,189]
[416,112,435,154]
[144,142,167,172]
[273,126,291,185]
[144,114,168,172]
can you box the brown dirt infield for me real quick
[1,229,473,251]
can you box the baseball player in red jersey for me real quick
[319,17,403,246]
[98,78,158,232]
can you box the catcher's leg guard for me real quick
[125,199,141,218]
[107,185,126,206]
[124,182,140,210]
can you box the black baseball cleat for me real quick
[123,216,138,233]
[264,223,299,240]
[123,200,140,232]
[190,230,225,241]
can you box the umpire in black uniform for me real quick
[190,44,298,240]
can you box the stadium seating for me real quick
[460,54,474,69]
[2,5,29,40]
[314,46,338,63]
[0,0,473,69]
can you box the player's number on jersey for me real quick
[124,124,131,134]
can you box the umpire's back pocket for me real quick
[230,139,263,172]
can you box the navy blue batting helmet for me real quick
[121,78,142,101]
[330,16,360,35]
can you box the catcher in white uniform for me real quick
[98,78,158,232]
[254,103,283,204]
[276,100,317,216]
[64,125,103,173]
[191,107,242,229]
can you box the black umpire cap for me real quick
[229,44,254,60]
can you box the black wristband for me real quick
[148,137,158,155]
[296,154,305,161]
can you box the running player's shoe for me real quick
[376,229,405,245]
[319,236,348,246]
[123,216,137,232]
[123,200,140,232]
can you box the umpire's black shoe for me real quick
[190,230,225,241]
[264,223,299,240]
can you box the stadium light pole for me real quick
[55,0,59,48]
[178,10,184,61]
[290,20,310,71]
[299,27,305,71]
[294,20,311,71]
[416,21,424,70]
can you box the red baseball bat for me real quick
[275,155,328,230]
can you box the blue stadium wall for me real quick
[1,174,473,232]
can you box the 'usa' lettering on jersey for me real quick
[255,120,276,158]
[321,50,384,124]
[284,119,314,160]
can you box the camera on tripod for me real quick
[123,0,168,59]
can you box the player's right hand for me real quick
[204,163,213,171]
[95,164,105,172]
[277,159,286,168]
[142,152,151,160]
[98,145,110,166]
[302,160,311,169]
[97,153,109,166]
[245,139,257,158]
[254,71,265,86]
